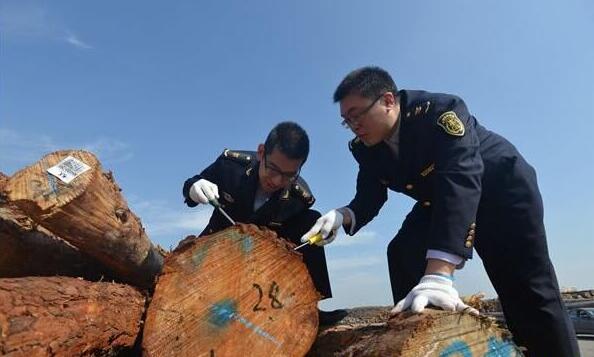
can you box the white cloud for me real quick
[332,230,378,247]
[82,138,133,164]
[65,32,93,49]
[0,2,93,49]
[0,128,58,170]
[128,198,213,250]
[0,127,133,174]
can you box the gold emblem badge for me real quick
[437,111,465,136]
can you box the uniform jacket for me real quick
[347,89,524,259]
[183,149,316,237]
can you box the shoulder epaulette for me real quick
[291,180,315,206]
[403,100,432,120]
[221,149,254,165]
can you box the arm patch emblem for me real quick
[437,111,465,136]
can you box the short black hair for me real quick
[264,121,310,163]
[333,66,398,103]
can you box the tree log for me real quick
[307,306,523,356]
[0,276,146,356]
[0,202,117,280]
[3,151,164,289]
[142,224,320,357]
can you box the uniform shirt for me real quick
[347,89,513,259]
[183,149,316,236]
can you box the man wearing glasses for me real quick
[182,121,346,325]
[301,67,578,356]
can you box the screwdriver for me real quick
[294,232,326,251]
[209,198,236,225]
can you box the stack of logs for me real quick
[0,150,523,356]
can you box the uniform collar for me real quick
[383,100,402,158]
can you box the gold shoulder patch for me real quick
[293,183,315,206]
[437,111,465,136]
[222,149,252,164]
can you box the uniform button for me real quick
[405,184,414,190]
[467,235,473,241]
[465,241,472,248]
[470,223,476,229]
[423,201,431,207]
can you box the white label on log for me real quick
[47,156,91,183]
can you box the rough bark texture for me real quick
[0,202,116,280]
[307,307,523,356]
[142,224,320,357]
[0,276,146,356]
[3,151,164,289]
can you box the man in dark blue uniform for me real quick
[301,67,579,356]
[183,121,346,325]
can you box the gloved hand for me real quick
[189,179,219,205]
[390,274,479,315]
[300,209,344,246]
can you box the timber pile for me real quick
[3,151,164,289]
[1,151,524,356]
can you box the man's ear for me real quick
[383,92,397,108]
[257,144,265,160]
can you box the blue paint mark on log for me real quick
[192,245,209,267]
[233,313,282,347]
[47,173,58,195]
[209,299,237,329]
[440,340,472,357]
[241,236,253,254]
[207,300,282,347]
[484,336,516,357]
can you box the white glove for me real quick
[300,209,344,246]
[391,274,479,315]
[189,179,219,205]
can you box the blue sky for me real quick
[1,0,593,310]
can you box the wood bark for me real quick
[307,306,523,356]
[0,276,146,356]
[3,151,164,289]
[0,200,116,280]
[142,224,320,357]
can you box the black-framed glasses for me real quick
[340,94,384,129]
[263,156,300,181]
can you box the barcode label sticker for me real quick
[47,156,91,184]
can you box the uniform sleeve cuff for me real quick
[426,249,464,266]
[342,207,356,235]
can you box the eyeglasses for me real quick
[263,156,300,181]
[341,94,384,129]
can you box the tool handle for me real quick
[208,198,221,208]
[308,233,324,245]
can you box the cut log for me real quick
[0,201,116,280]
[307,306,523,356]
[3,151,165,289]
[142,224,320,357]
[0,276,146,356]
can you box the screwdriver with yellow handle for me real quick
[294,232,327,251]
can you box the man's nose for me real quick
[271,174,283,186]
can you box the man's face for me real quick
[339,92,398,146]
[256,145,303,193]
